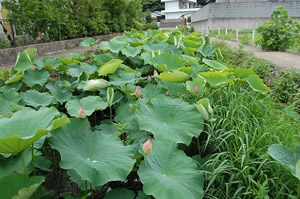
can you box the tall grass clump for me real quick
[195,83,300,199]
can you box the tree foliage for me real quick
[3,0,143,40]
[142,0,164,12]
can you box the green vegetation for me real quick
[0,29,299,198]
[3,0,144,41]
[257,6,300,51]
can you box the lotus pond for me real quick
[0,29,299,199]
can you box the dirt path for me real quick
[211,37,300,71]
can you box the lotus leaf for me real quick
[99,59,124,76]
[93,54,113,66]
[136,95,204,145]
[121,46,141,57]
[21,90,54,108]
[14,52,32,71]
[80,38,98,47]
[50,119,135,187]
[155,71,190,83]
[23,70,50,87]
[0,107,70,153]
[66,96,108,117]
[98,39,125,53]
[46,82,72,104]
[138,139,204,199]
[151,52,185,71]
[83,79,109,91]
[199,71,230,86]
[6,71,24,84]
[202,58,228,70]
[67,63,97,77]
[186,77,205,93]
[23,48,37,60]
[245,74,270,94]
[0,173,44,199]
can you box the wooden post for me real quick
[252,29,255,44]
[218,28,220,37]
[236,29,239,41]
[225,28,228,36]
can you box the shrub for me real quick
[0,38,11,49]
[256,6,300,51]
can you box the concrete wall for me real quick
[0,33,120,66]
[191,1,300,33]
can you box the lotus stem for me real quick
[85,180,88,198]
[109,106,112,121]
[21,151,29,177]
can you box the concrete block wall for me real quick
[191,1,300,33]
[0,33,120,66]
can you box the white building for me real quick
[161,0,200,20]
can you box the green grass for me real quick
[198,84,300,198]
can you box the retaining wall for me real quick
[0,33,120,66]
[191,1,300,33]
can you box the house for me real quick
[191,0,300,32]
[160,0,200,28]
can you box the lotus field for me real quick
[0,29,299,199]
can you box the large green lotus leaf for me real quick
[186,77,205,93]
[136,191,151,199]
[105,188,135,199]
[33,57,62,70]
[268,144,297,168]
[202,58,228,70]
[67,169,93,190]
[67,63,97,77]
[0,149,32,178]
[143,43,176,52]
[121,46,141,58]
[183,39,202,48]
[6,71,24,84]
[181,55,199,65]
[140,51,160,65]
[46,82,72,104]
[21,90,54,108]
[136,95,204,145]
[234,68,256,79]
[151,52,185,71]
[66,96,108,117]
[245,74,270,94]
[14,52,33,71]
[83,79,109,91]
[0,90,21,104]
[0,107,70,153]
[0,98,15,116]
[199,71,231,86]
[115,102,139,132]
[80,38,98,47]
[0,82,22,92]
[98,39,125,53]
[23,70,50,87]
[138,140,204,199]
[23,48,37,60]
[99,59,123,76]
[0,173,44,199]
[50,119,135,187]
[93,54,113,66]
[109,70,140,86]
[69,53,85,61]
[296,160,300,180]
[198,36,215,57]
[155,71,190,83]
[141,84,166,102]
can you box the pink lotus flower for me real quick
[194,85,199,93]
[135,86,142,98]
[78,107,86,118]
[147,75,152,82]
[153,70,158,76]
[143,139,152,154]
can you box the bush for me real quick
[257,6,300,51]
[0,38,11,49]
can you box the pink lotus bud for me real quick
[153,70,158,76]
[143,139,152,154]
[78,107,86,118]
[135,86,142,98]
[147,75,152,82]
[166,90,170,96]
[194,85,199,93]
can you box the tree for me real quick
[142,0,164,12]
